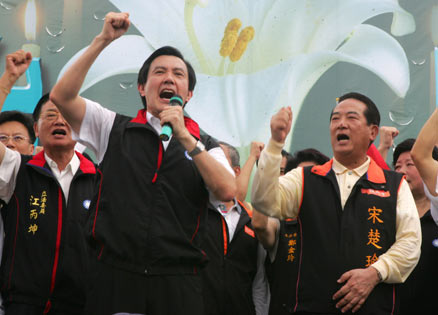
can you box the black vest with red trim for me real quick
[201,200,259,315]
[266,218,301,315]
[0,151,96,313]
[292,159,403,315]
[87,110,218,274]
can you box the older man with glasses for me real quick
[0,49,97,314]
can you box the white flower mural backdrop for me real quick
[59,0,415,152]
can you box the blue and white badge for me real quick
[83,199,91,210]
[184,150,193,161]
[432,238,438,248]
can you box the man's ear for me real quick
[370,124,379,142]
[233,166,241,177]
[33,122,39,139]
[137,83,145,96]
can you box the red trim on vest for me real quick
[92,169,103,240]
[28,150,96,175]
[27,150,46,167]
[285,218,296,222]
[311,160,333,176]
[244,226,255,238]
[43,299,51,314]
[221,216,228,256]
[190,204,203,242]
[238,200,252,218]
[130,109,147,124]
[294,216,304,313]
[184,116,200,139]
[312,158,386,184]
[391,284,396,315]
[76,151,96,174]
[45,187,63,312]
[367,144,390,170]
[152,141,163,183]
[6,194,20,291]
[298,167,305,214]
[366,158,386,184]
[48,188,63,295]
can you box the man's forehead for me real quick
[0,120,28,132]
[41,101,59,112]
[150,55,187,71]
[332,99,366,115]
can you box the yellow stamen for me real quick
[219,18,242,57]
[229,26,255,62]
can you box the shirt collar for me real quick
[146,111,162,134]
[212,198,241,215]
[332,156,370,177]
[44,152,80,175]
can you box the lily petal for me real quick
[57,35,154,93]
[306,0,415,52]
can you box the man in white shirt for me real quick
[202,141,269,315]
[50,11,236,315]
[0,91,96,313]
[252,92,420,314]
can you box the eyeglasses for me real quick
[0,134,29,144]
[40,111,63,122]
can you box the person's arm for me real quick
[160,105,236,201]
[0,148,21,203]
[237,141,264,201]
[50,12,130,135]
[252,208,280,250]
[411,108,438,197]
[333,178,421,313]
[0,50,32,163]
[377,126,399,161]
[0,50,32,111]
[252,244,270,315]
[251,107,302,219]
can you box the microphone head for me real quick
[169,95,183,106]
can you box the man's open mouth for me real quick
[337,134,349,141]
[160,90,175,100]
[52,129,66,136]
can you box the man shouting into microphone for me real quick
[50,12,236,315]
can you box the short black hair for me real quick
[137,46,196,109]
[285,148,330,173]
[393,138,438,166]
[32,93,50,121]
[218,141,240,168]
[0,110,36,143]
[333,92,380,126]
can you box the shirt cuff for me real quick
[266,138,284,155]
[371,260,388,282]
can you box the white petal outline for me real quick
[57,35,154,93]
[306,0,415,52]
[188,24,410,146]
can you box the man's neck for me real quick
[334,154,368,170]
[44,147,75,171]
[223,200,235,211]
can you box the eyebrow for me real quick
[153,65,186,73]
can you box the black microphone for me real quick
[159,95,183,141]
